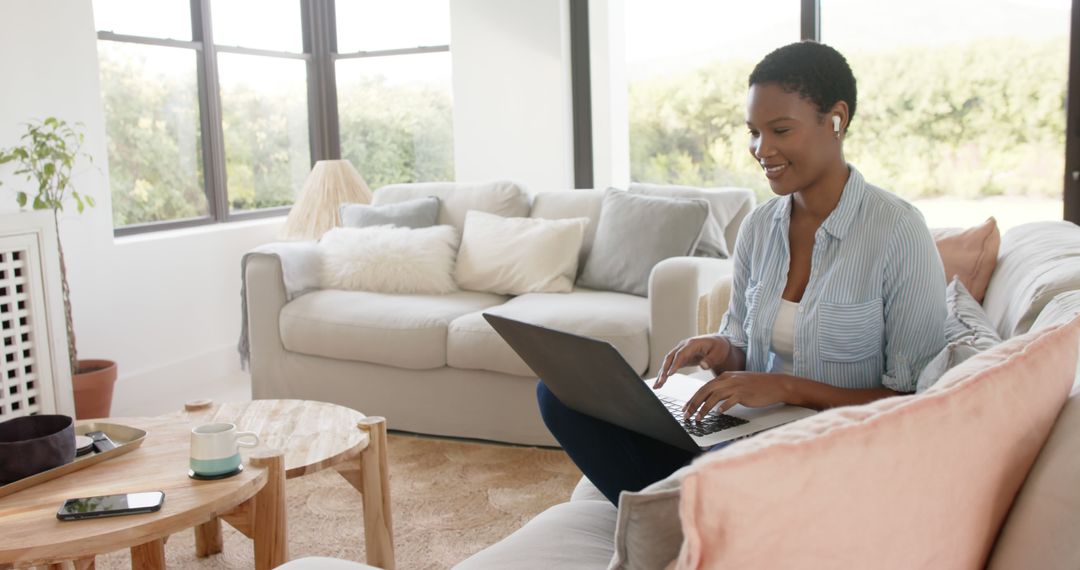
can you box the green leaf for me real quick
[43,162,55,176]
[85,195,96,207]
[32,195,46,209]
[16,192,27,207]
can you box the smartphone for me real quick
[56,491,165,521]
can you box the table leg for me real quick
[195,516,223,557]
[336,416,395,570]
[250,449,287,570]
[130,538,166,569]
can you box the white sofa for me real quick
[242,182,755,446]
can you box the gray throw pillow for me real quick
[577,189,709,297]
[916,277,1003,392]
[339,195,439,229]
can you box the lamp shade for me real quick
[282,159,373,240]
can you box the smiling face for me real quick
[746,82,845,197]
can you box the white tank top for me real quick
[770,299,799,374]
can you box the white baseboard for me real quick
[109,345,249,417]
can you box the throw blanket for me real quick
[237,241,322,369]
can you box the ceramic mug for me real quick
[190,423,259,477]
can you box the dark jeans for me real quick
[536,380,699,505]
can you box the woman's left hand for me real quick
[683,372,793,422]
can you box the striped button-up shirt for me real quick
[717,166,946,392]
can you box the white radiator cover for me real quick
[0,211,74,418]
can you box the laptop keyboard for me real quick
[658,395,749,436]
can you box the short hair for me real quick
[749,41,857,128]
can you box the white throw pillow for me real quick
[454,210,588,295]
[318,225,459,294]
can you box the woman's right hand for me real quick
[653,335,732,389]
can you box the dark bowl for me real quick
[0,415,76,485]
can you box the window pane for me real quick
[218,53,311,212]
[625,1,799,201]
[336,0,450,53]
[337,52,454,189]
[823,0,1069,230]
[92,0,191,40]
[211,0,302,52]
[97,41,207,227]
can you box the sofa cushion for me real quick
[982,221,1080,339]
[628,184,755,259]
[931,217,1000,304]
[674,315,1080,569]
[1031,290,1080,345]
[609,464,693,570]
[318,226,460,294]
[339,195,439,229]
[454,211,588,295]
[569,477,607,502]
[371,181,529,232]
[528,190,604,263]
[916,277,1003,392]
[578,190,709,297]
[281,289,507,369]
[453,500,617,570]
[988,292,1080,569]
[447,288,650,377]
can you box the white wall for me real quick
[450,0,576,192]
[0,0,284,416]
[588,0,631,190]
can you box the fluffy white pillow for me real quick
[454,210,588,295]
[319,225,459,294]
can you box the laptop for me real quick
[483,313,817,451]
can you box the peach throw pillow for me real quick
[674,314,1080,570]
[932,217,1000,303]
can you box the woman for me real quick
[537,41,947,505]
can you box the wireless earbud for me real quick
[832,115,841,133]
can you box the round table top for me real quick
[0,414,267,565]
[177,399,371,479]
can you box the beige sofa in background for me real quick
[242,182,755,446]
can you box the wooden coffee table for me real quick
[0,415,287,570]
[178,399,395,570]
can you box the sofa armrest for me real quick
[239,242,321,370]
[647,256,736,376]
[698,275,733,335]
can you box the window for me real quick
[822,0,1070,231]
[614,1,1077,227]
[93,0,453,234]
[212,0,311,214]
[94,1,208,227]
[624,1,799,203]
[334,1,454,189]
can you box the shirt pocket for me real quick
[816,299,884,363]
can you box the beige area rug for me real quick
[98,434,582,569]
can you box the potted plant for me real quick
[0,117,116,419]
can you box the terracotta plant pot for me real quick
[73,359,118,420]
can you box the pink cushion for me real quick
[931,217,1000,304]
[674,314,1080,570]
